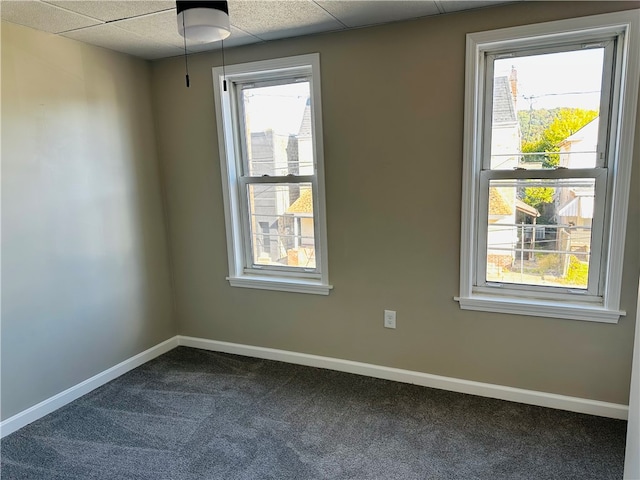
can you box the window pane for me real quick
[240,82,314,176]
[247,183,316,269]
[486,178,595,289]
[490,48,604,170]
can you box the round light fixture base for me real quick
[177,1,230,44]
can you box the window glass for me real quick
[247,183,315,269]
[240,82,314,177]
[486,178,595,289]
[490,48,605,170]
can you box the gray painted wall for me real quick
[151,1,640,405]
[1,22,175,420]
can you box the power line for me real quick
[520,90,600,101]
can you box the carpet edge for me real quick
[178,335,629,420]
[0,336,180,438]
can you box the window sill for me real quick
[227,275,333,295]
[454,295,624,323]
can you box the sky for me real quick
[242,82,310,135]
[494,47,604,112]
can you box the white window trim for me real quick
[213,53,332,295]
[456,10,640,323]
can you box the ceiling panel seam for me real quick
[310,1,349,28]
[102,8,176,25]
[433,1,446,15]
[39,0,106,24]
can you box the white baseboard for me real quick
[178,335,629,420]
[0,336,179,438]
[2,334,627,439]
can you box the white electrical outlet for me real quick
[384,310,396,329]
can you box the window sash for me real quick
[230,71,321,278]
[475,167,608,299]
[234,76,313,178]
[238,176,321,277]
[482,38,618,171]
[475,34,619,300]
[212,53,331,294]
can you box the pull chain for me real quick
[182,13,190,88]
[221,39,227,91]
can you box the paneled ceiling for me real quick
[1,1,519,60]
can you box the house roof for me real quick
[298,98,312,138]
[287,188,313,214]
[515,199,540,217]
[493,76,517,124]
[572,187,594,197]
[488,189,539,217]
[558,196,594,219]
[488,188,513,215]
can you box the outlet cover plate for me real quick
[384,310,396,329]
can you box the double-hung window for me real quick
[457,11,639,322]
[213,54,331,295]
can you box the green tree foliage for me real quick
[523,187,554,210]
[518,108,598,168]
[518,108,559,146]
[563,255,588,287]
[518,108,598,219]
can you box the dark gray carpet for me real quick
[1,347,626,479]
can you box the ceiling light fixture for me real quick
[177,1,231,44]
[177,1,230,88]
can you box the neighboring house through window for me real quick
[456,11,640,322]
[213,54,331,295]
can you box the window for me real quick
[456,11,639,322]
[213,54,331,294]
